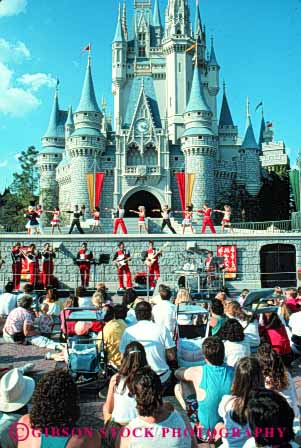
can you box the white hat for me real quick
[0,368,35,412]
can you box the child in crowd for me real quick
[39,303,54,338]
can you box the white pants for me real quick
[3,330,57,350]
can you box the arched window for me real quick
[144,144,157,165]
[127,144,142,166]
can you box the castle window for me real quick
[84,113,88,116]
[107,158,111,161]
[178,62,181,72]
[54,138,57,141]
[175,157,178,161]
[82,137,86,140]
[97,138,100,141]
[198,112,201,115]
[198,136,202,139]
[55,154,58,157]
[138,46,146,57]
[95,114,98,117]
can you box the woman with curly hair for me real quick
[120,366,198,448]
[217,318,250,367]
[256,343,300,423]
[225,301,260,349]
[217,356,265,447]
[17,369,101,448]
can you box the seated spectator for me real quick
[260,312,292,365]
[120,366,197,448]
[256,343,300,422]
[17,370,101,448]
[210,299,226,336]
[285,287,300,313]
[17,283,38,311]
[175,336,234,441]
[238,288,249,307]
[152,284,176,337]
[96,282,112,304]
[103,341,147,440]
[3,295,64,350]
[217,356,264,447]
[119,301,176,393]
[175,289,193,325]
[76,286,92,308]
[243,388,298,447]
[225,301,260,348]
[0,282,17,317]
[101,304,127,369]
[42,286,61,318]
[39,303,54,337]
[0,368,35,448]
[272,285,283,298]
[288,307,301,353]
[60,294,79,339]
[217,318,250,367]
[92,291,105,308]
[122,288,138,326]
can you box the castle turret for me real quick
[67,56,106,212]
[207,36,220,132]
[181,60,217,208]
[241,98,262,196]
[122,1,128,41]
[65,106,74,138]
[153,0,163,44]
[218,83,238,160]
[38,85,65,213]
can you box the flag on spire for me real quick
[81,43,91,54]
[255,101,263,112]
[185,43,196,53]
[266,121,273,128]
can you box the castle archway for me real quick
[123,190,162,218]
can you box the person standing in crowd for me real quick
[120,301,176,393]
[113,242,133,290]
[24,206,39,235]
[197,203,216,234]
[64,205,84,234]
[41,243,56,289]
[152,284,176,338]
[129,205,148,233]
[36,204,44,234]
[76,242,94,288]
[11,242,24,291]
[153,204,177,234]
[214,204,234,233]
[0,368,35,448]
[106,203,128,234]
[25,243,40,288]
[91,206,103,233]
[0,282,17,317]
[145,240,161,290]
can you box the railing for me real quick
[292,212,301,231]
[232,220,292,233]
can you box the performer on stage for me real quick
[180,205,194,234]
[144,240,161,289]
[197,203,216,234]
[76,242,94,288]
[204,250,216,287]
[129,206,148,233]
[11,242,24,291]
[113,241,133,290]
[152,205,177,234]
[65,205,84,234]
[215,205,234,233]
[24,206,39,235]
[91,206,103,233]
[106,204,128,234]
[45,207,62,235]
[26,243,41,288]
[41,243,56,288]
[36,204,44,234]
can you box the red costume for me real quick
[204,256,215,272]
[77,248,93,288]
[11,246,23,290]
[26,250,40,287]
[41,248,56,288]
[198,208,216,234]
[146,247,160,289]
[113,208,128,234]
[113,248,132,289]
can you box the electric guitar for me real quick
[114,252,139,269]
[144,242,170,267]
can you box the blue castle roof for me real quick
[194,1,202,36]
[113,4,125,42]
[185,64,210,114]
[242,116,258,149]
[66,106,74,126]
[219,89,234,127]
[258,115,265,147]
[153,0,162,28]
[44,91,60,138]
[76,57,100,113]
[208,37,219,67]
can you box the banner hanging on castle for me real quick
[176,173,196,211]
[217,245,237,280]
[86,172,105,209]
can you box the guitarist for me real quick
[76,242,94,288]
[113,242,133,290]
[145,241,161,290]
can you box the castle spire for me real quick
[258,111,266,147]
[65,105,74,126]
[208,36,219,67]
[153,0,162,28]
[219,82,234,127]
[194,0,202,37]
[122,1,128,40]
[76,55,100,113]
[113,3,125,43]
[185,59,210,113]
[44,84,60,138]
[242,98,258,149]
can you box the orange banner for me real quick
[185,173,195,207]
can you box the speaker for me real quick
[99,254,110,265]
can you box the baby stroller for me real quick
[175,303,210,368]
[64,307,109,390]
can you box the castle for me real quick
[38,0,289,222]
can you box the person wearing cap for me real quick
[0,368,35,448]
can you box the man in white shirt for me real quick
[119,301,176,390]
[152,284,176,338]
[288,310,301,353]
[0,282,17,317]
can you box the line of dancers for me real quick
[23,202,234,235]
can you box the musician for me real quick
[11,242,24,291]
[106,203,128,234]
[76,242,94,288]
[113,242,132,290]
[41,243,56,288]
[65,205,84,234]
[153,205,177,234]
[26,243,41,288]
[204,250,216,287]
[145,240,161,290]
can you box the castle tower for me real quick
[38,85,65,213]
[218,82,238,161]
[241,98,262,196]
[163,0,194,142]
[67,55,106,212]
[207,36,220,132]
[181,59,217,208]
[65,106,74,138]
[153,0,163,44]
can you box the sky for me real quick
[0,0,300,192]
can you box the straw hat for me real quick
[0,368,35,412]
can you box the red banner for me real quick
[176,173,186,212]
[217,245,237,280]
[95,172,105,208]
